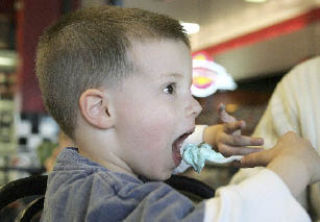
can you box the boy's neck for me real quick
[74,110,138,179]
[77,143,138,179]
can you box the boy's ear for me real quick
[79,89,114,129]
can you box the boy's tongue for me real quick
[172,134,187,166]
[172,146,182,166]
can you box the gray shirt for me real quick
[41,148,205,222]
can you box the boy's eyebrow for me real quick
[162,72,184,79]
[160,72,193,86]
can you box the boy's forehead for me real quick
[127,38,192,74]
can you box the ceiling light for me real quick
[0,57,15,67]
[245,0,267,3]
[180,22,200,35]
[0,50,18,70]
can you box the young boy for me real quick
[36,6,320,221]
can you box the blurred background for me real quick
[0,0,319,220]
[0,0,319,191]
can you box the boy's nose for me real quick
[187,97,202,118]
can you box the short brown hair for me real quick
[36,6,190,139]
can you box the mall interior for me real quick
[0,0,319,220]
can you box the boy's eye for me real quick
[164,83,176,95]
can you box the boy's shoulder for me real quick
[48,147,144,190]
[42,148,204,221]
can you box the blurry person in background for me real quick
[231,56,320,220]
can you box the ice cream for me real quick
[182,143,242,173]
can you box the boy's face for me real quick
[111,39,202,180]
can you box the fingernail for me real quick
[218,103,225,112]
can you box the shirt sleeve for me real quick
[249,62,320,210]
[87,176,206,222]
[185,125,208,145]
[204,169,311,222]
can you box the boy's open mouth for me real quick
[172,129,194,167]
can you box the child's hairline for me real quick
[77,36,191,94]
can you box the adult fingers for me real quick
[215,143,263,157]
[240,149,273,167]
[222,134,264,147]
[218,103,237,123]
[223,121,246,134]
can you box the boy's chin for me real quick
[144,171,172,181]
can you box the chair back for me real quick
[0,175,48,221]
[0,174,214,221]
